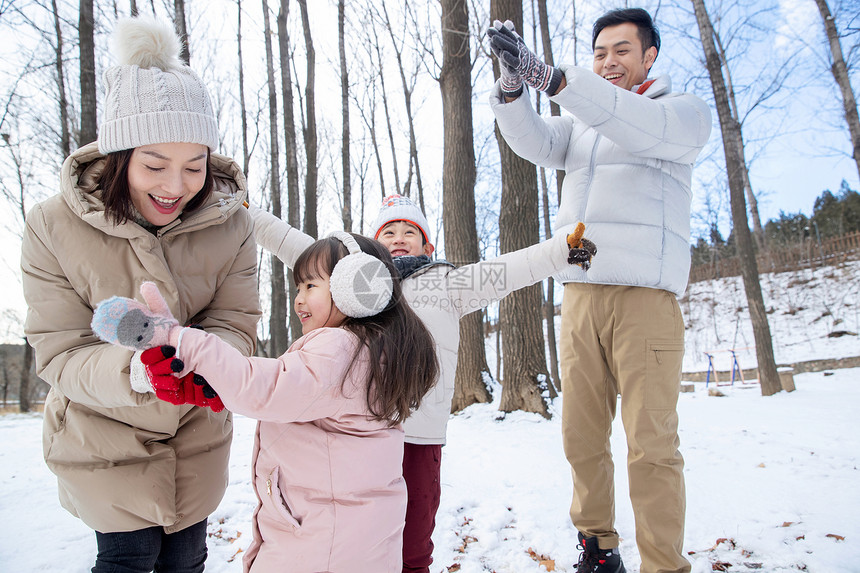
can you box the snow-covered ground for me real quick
[1,262,858,572]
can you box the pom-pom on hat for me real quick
[97,16,219,154]
[372,194,431,245]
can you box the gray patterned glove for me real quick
[487,19,563,95]
[487,20,524,98]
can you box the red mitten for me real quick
[140,346,224,412]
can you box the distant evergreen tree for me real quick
[765,211,809,248]
[811,180,860,238]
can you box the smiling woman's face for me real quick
[127,142,208,226]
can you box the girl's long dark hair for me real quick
[293,234,439,426]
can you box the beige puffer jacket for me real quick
[21,142,260,534]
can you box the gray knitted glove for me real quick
[487,20,524,98]
[487,19,563,95]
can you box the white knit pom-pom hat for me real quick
[97,16,219,154]
[328,232,394,318]
[372,194,431,245]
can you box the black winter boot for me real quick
[575,532,626,573]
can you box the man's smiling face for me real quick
[592,22,656,92]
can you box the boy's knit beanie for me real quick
[372,194,431,245]
[97,16,219,154]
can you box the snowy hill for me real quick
[1,261,858,572]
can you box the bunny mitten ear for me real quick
[91,281,180,351]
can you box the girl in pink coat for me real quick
[91,232,439,573]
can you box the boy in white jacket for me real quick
[250,194,594,573]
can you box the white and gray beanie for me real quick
[98,16,219,154]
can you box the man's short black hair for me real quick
[592,8,660,56]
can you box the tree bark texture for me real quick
[692,0,781,396]
[535,0,561,396]
[492,0,551,418]
[297,0,318,238]
[714,32,766,251]
[52,0,70,157]
[262,0,289,356]
[78,0,97,146]
[19,340,32,413]
[278,0,303,340]
[339,0,352,231]
[173,0,190,65]
[814,0,860,185]
[440,0,492,412]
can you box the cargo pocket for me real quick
[645,340,684,410]
[257,466,302,530]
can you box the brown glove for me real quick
[566,222,597,271]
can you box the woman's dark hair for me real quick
[293,233,439,426]
[592,8,660,57]
[100,148,215,225]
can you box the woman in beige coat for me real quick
[20,17,259,573]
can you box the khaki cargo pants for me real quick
[560,283,689,573]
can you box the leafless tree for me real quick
[375,2,426,211]
[351,73,387,199]
[491,0,551,418]
[278,0,303,340]
[297,0,318,237]
[173,0,190,64]
[440,0,492,411]
[236,0,250,176]
[692,0,781,396]
[1,121,37,411]
[814,0,860,184]
[533,0,561,396]
[52,0,71,157]
[262,0,289,356]
[368,15,402,197]
[79,0,96,146]
[338,0,352,231]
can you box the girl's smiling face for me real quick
[127,142,208,226]
[294,272,347,335]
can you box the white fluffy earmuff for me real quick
[328,231,394,318]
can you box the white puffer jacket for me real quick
[490,68,712,296]
[250,208,572,444]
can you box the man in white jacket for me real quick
[488,8,711,573]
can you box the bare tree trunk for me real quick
[378,2,425,211]
[536,0,564,202]
[339,0,352,231]
[440,0,492,411]
[353,75,386,199]
[237,0,250,177]
[78,0,97,146]
[278,0,303,340]
[130,0,138,16]
[692,0,781,396]
[19,340,32,413]
[52,0,70,157]
[173,0,190,65]
[492,0,550,418]
[714,32,766,251]
[297,0,318,237]
[369,19,402,196]
[814,0,860,185]
[534,0,560,397]
[262,0,289,356]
